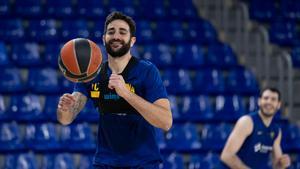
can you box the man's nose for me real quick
[112,32,122,40]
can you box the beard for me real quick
[259,105,277,118]
[105,39,131,58]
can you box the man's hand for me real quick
[108,73,130,98]
[58,93,76,114]
[278,154,291,169]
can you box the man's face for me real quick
[258,90,281,117]
[103,19,134,58]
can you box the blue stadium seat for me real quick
[269,19,297,46]
[0,41,11,67]
[45,0,74,18]
[249,0,276,22]
[107,6,137,20]
[77,0,106,18]
[89,21,105,42]
[142,44,173,68]
[28,68,60,94]
[27,19,58,42]
[201,123,232,151]
[167,0,198,20]
[60,123,96,152]
[162,69,193,94]
[0,19,24,42]
[168,95,180,121]
[155,21,186,43]
[193,68,225,94]
[77,99,99,122]
[8,94,43,122]
[60,20,89,40]
[247,96,259,113]
[292,46,300,68]
[225,67,260,95]
[161,153,185,169]
[138,0,166,20]
[0,95,10,121]
[106,0,133,8]
[281,0,300,21]
[155,128,166,150]
[14,0,42,17]
[206,42,238,68]
[0,121,23,152]
[0,68,27,94]
[281,123,300,151]
[188,154,212,169]
[214,95,246,121]
[11,43,43,67]
[203,153,225,169]
[165,123,201,151]
[24,123,60,152]
[187,20,218,44]
[174,44,205,68]
[44,95,60,121]
[54,153,76,169]
[43,42,62,68]
[136,21,155,43]
[78,154,94,169]
[0,0,10,16]
[180,95,214,121]
[59,77,75,94]
[4,153,38,169]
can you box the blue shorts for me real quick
[93,161,160,169]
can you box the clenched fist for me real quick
[58,93,76,114]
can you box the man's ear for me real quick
[277,101,282,110]
[130,37,136,47]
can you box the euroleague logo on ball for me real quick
[58,38,103,83]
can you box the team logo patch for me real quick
[91,83,100,98]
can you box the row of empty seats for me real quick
[0,121,298,153]
[1,41,240,69]
[0,19,216,43]
[0,94,267,123]
[245,0,300,69]
[249,0,300,22]
[0,67,259,95]
[0,0,198,20]
[0,152,228,169]
[3,151,300,169]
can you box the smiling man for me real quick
[57,12,173,169]
[221,88,291,169]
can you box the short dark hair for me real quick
[260,87,281,101]
[104,11,136,37]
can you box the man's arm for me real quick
[220,116,253,169]
[57,92,87,125]
[272,130,291,169]
[108,73,172,131]
[124,93,172,131]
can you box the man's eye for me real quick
[107,32,114,35]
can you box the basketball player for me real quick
[221,88,291,169]
[57,12,173,168]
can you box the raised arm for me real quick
[221,116,253,169]
[57,92,87,125]
[272,130,291,169]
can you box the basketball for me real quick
[58,38,102,83]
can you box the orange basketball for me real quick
[58,38,102,83]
